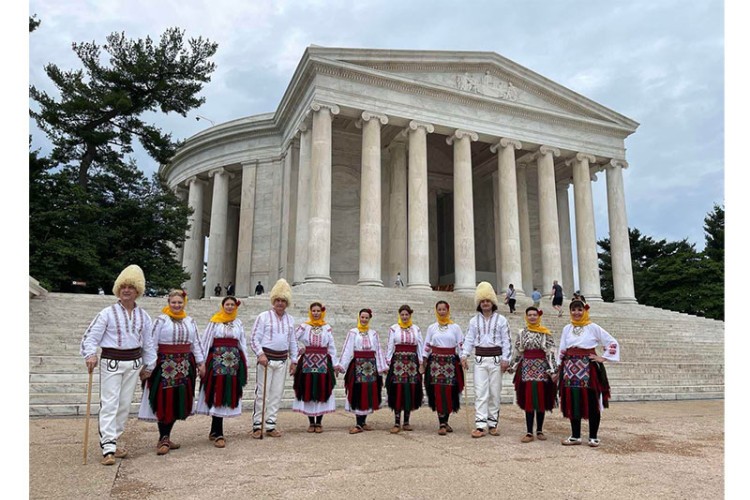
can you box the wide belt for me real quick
[565,347,596,357]
[354,350,376,359]
[523,349,545,359]
[158,343,191,354]
[475,346,502,357]
[263,348,289,361]
[212,338,239,348]
[100,347,141,361]
[395,344,417,353]
[431,346,457,356]
[304,346,328,355]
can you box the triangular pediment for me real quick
[303,47,638,131]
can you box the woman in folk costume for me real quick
[138,290,206,455]
[423,300,464,435]
[385,304,424,434]
[196,296,248,448]
[557,298,620,447]
[507,306,558,443]
[293,302,338,433]
[336,308,388,434]
[420,300,464,436]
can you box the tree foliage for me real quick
[29,27,215,293]
[29,27,217,189]
[598,207,724,321]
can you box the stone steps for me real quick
[28,289,724,416]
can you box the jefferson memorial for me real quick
[160,47,638,303]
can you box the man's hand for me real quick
[139,368,152,382]
[460,357,469,370]
[500,360,509,373]
[85,355,97,373]
[258,353,269,367]
[289,363,297,376]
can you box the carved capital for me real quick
[608,158,629,170]
[446,128,478,145]
[576,153,597,164]
[208,167,234,181]
[538,145,561,157]
[490,137,522,154]
[184,176,207,189]
[407,120,435,134]
[361,111,389,125]
[310,101,340,116]
[556,178,572,189]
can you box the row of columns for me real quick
[178,102,636,304]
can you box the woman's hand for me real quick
[289,363,297,376]
[139,368,152,382]
[198,363,206,379]
[588,354,606,363]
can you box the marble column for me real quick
[492,171,502,290]
[570,153,602,301]
[278,147,294,279]
[491,137,524,295]
[407,120,434,290]
[388,139,408,285]
[556,180,575,298]
[172,187,188,266]
[182,177,207,300]
[305,102,340,283]
[606,159,637,303]
[516,163,534,295]
[223,205,239,288]
[429,188,439,286]
[448,129,478,293]
[535,146,562,297]
[356,111,388,286]
[206,167,232,296]
[293,123,312,285]
[236,161,257,297]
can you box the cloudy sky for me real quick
[27,0,724,255]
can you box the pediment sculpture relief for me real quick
[455,70,519,101]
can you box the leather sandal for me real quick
[114,448,128,459]
[307,425,316,433]
[488,427,499,436]
[588,438,601,447]
[390,425,401,434]
[100,453,116,466]
[251,429,262,439]
[361,423,373,431]
[401,423,413,431]
[349,425,364,434]
[266,429,282,438]
[445,424,453,433]
[438,424,448,436]
[521,433,534,443]
[536,432,547,441]
[157,437,170,455]
[471,428,486,438]
[561,436,582,446]
[214,436,226,448]
[314,424,323,434]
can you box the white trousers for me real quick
[98,358,141,455]
[472,355,503,430]
[252,359,287,430]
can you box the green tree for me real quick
[598,207,724,320]
[30,27,217,189]
[703,204,724,264]
[30,15,40,32]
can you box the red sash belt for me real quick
[101,347,142,361]
[212,338,239,348]
[431,346,457,356]
[475,346,502,356]
[158,343,191,354]
[523,349,545,359]
[395,344,417,353]
[354,350,376,359]
[304,346,328,355]
[263,348,289,361]
[565,347,596,357]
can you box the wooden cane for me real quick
[464,363,474,435]
[82,367,94,465]
[259,364,268,439]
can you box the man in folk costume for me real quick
[250,279,298,438]
[80,264,154,465]
[461,282,511,438]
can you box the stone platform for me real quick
[28,284,724,417]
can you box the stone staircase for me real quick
[28,284,724,417]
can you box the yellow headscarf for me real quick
[435,303,453,326]
[162,291,188,320]
[570,306,592,327]
[210,300,239,324]
[525,311,551,335]
[398,316,413,329]
[306,304,327,327]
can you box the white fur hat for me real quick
[112,264,146,298]
[474,281,498,307]
[270,278,292,306]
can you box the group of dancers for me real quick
[81,265,620,465]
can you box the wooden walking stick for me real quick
[259,364,268,440]
[82,366,94,465]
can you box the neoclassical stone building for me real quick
[161,47,638,302]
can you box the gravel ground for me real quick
[28,400,723,499]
